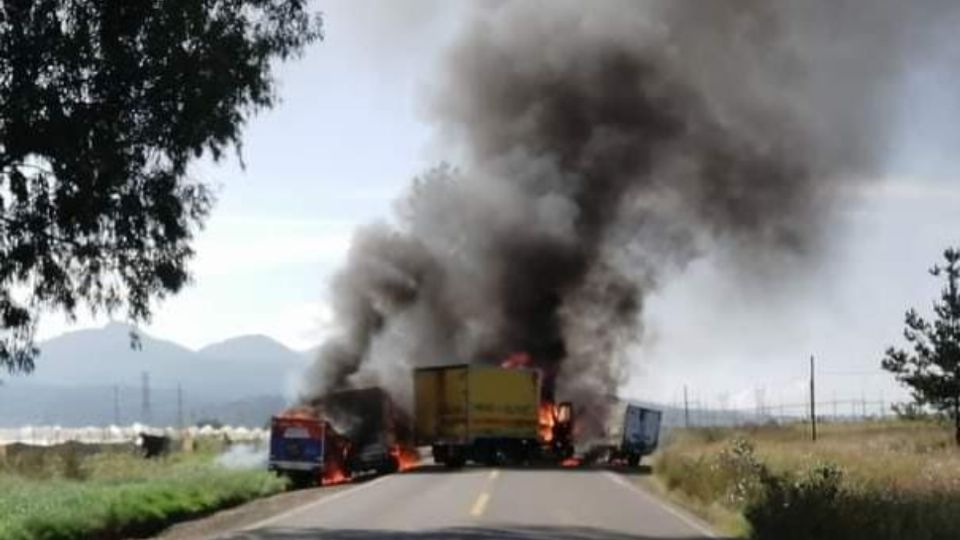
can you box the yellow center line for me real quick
[469,468,500,518]
[470,492,491,517]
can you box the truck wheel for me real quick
[627,454,641,467]
[432,445,448,466]
[287,471,315,489]
[381,456,400,475]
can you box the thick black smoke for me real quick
[303,1,957,436]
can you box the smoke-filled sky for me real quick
[38,0,960,411]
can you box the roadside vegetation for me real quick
[652,420,960,540]
[0,442,286,540]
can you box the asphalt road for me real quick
[222,467,718,540]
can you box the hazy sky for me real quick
[37,1,960,409]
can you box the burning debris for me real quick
[303,1,957,437]
[268,388,418,486]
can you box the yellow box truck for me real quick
[414,364,571,466]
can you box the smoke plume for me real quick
[303,1,956,436]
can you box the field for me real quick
[652,420,960,540]
[0,442,287,540]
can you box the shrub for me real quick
[716,437,767,508]
[745,462,845,540]
[654,425,960,540]
[744,462,960,540]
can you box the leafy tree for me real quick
[0,1,321,373]
[882,248,960,445]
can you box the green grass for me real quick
[0,446,287,540]
[653,420,960,540]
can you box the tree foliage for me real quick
[0,1,321,373]
[882,248,960,444]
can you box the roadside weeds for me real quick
[647,421,960,540]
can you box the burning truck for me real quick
[582,402,662,467]
[413,362,575,467]
[268,387,418,486]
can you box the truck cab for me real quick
[309,387,416,476]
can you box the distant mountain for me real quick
[27,322,198,389]
[0,324,309,427]
[199,334,307,373]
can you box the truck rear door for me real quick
[270,418,324,471]
[622,405,662,455]
[414,365,469,445]
[467,366,539,440]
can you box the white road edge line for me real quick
[232,475,394,534]
[604,472,717,538]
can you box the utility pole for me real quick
[755,386,766,421]
[113,385,120,425]
[810,355,817,442]
[177,384,184,430]
[683,385,690,429]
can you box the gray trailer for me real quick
[582,402,662,467]
[620,404,662,466]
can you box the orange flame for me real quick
[501,351,532,368]
[390,445,421,472]
[276,406,320,421]
[321,439,352,486]
[539,402,556,442]
[321,463,350,485]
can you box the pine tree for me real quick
[883,248,960,445]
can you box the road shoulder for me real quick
[626,472,744,538]
[153,482,363,540]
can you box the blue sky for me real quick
[37,1,960,408]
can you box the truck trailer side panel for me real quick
[467,366,539,440]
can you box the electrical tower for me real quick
[113,385,120,425]
[141,371,151,425]
[177,384,184,430]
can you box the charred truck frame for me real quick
[269,387,416,486]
